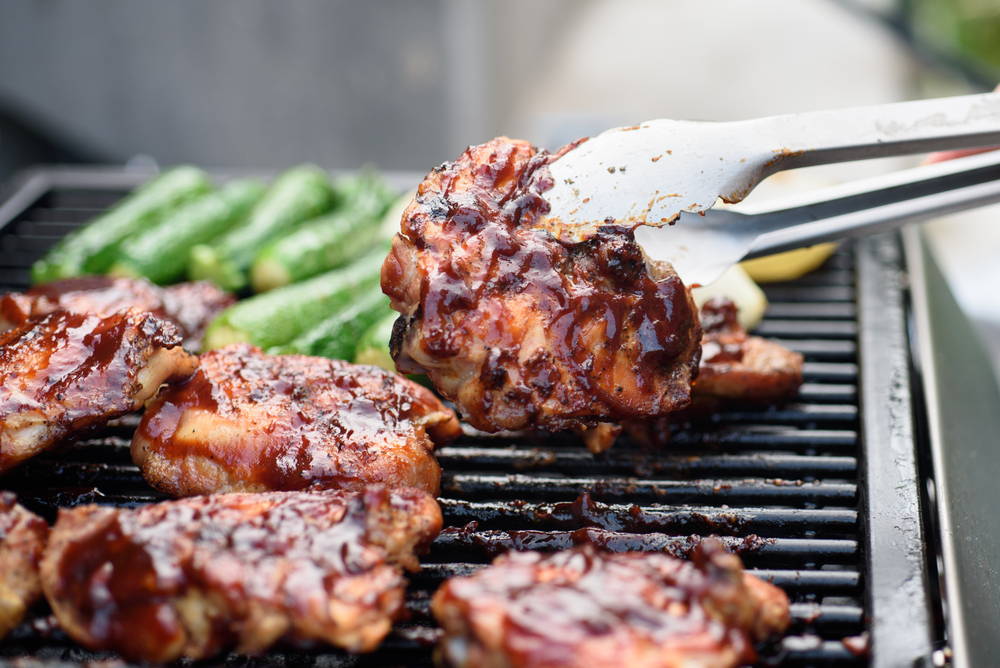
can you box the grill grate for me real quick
[0,170,903,668]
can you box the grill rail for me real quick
[0,167,940,668]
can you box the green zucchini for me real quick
[353,310,399,371]
[188,165,335,291]
[249,171,396,293]
[269,284,394,360]
[32,166,213,283]
[202,242,389,351]
[110,178,265,285]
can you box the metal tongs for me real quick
[536,93,1000,286]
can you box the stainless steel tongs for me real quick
[534,93,1000,286]
[635,148,1000,286]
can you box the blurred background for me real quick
[1,0,999,362]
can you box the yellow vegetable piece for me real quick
[691,264,768,331]
[740,243,838,283]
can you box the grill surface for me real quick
[0,169,933,668]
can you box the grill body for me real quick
[0,167,943,667]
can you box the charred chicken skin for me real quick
[41,486,442,662]
[695,297,803,401]
[0,276,235,351]
[432,541,790,668]
[0,308,197,475]
[132,343,460,498]
[0,492,48,641]
[382,137,702,433]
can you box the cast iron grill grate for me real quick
[0,173,890,667]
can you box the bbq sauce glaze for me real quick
[0,276,235,350]
[0,309,187,473]
[133,343,460,497]
[431,541,789,668]
[383,137,702,433]
[41,487,442,662]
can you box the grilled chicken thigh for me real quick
[0,276,234,351]
[695,298,803,401]
[0,492,48,641]
[132,343,460,497]
[383,137,702,434]
[432,541,790,668]
[0,308,197,475]
[41,486,442,662]
[622,299,804,449]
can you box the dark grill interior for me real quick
[0,181,873,667]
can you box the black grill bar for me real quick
[665,426,857,450]
[438,498,858,536]
[431,529,859,564]
[775,339,857,359]
[706,403,858,425]
[765,302,857,319]
[441,473,857,505]
[411,562,861,594]
[437,447,858,477]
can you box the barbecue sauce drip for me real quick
[699,297,744,365]
[133,343,460,497]
[431,542,790,668]
[41,487,442,662]
[383,137,702,433]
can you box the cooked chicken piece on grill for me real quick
[0,276,235,351]
[41,486,441,662]
[622,298,804,449]
[0,492,48,641]
[432,540,790,668]
[0,308,197,475]
[132,343,460,498]
[694,297,803,401]
[383,137,702,434]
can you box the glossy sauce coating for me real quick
[431,541,790,668]
[132,343,460,497]
[0,491,49,640]
[0,276,235,351]
[0,308,195,474]
[383,137,701,433]
[41,487,442,662]
[694,298,803,401]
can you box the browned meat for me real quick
[623,299,804,449]
[0,492,48,640]
[0,276,235,351]
[431,541,790,668]
[695,298,803,401]
[40,486,441,662]
[132,343,461,498]
[0,309,197,475]
[383,137,702,434]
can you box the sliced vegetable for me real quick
[354,310,399,371]
[32,166,212,283]
[740,243,839,283]
[269,284,394,360]
[249,172,396,293]
[691,264,768,331]
[202,242,389,351]
[332,169,398,219]
[110,178,265,284]
[189,165,335,291]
